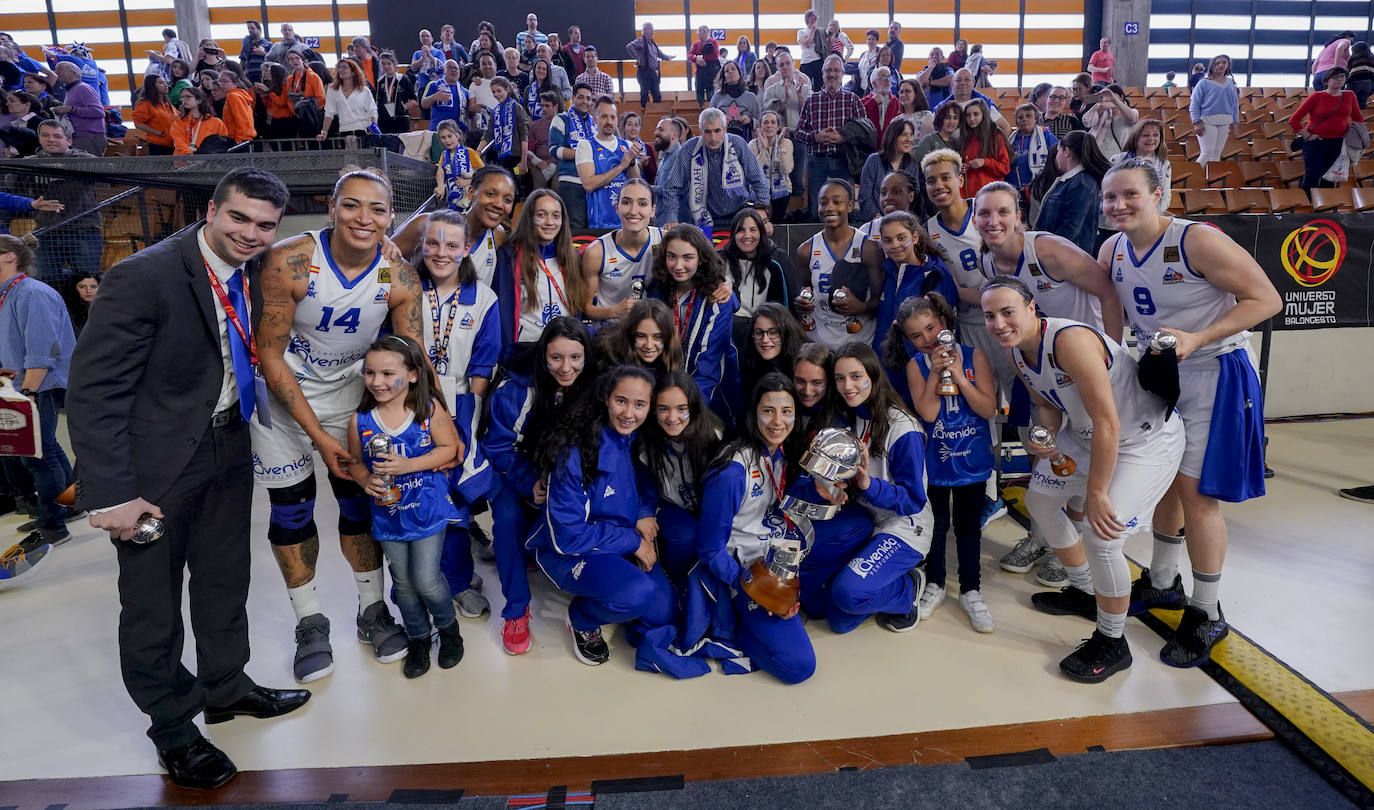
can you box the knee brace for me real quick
[1084,530,1131,598]
[328,473,372,535]
[267,477,318,546]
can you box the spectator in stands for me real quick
[318,58,376,145]
[545,33,572,81]
[194,40,225,76]
[1044,86,1084,138]
[525,59,557,119]
[480,77,529,177]
[435,26,467,67]
[217,71,256,145]
[577,46,615,99]
[435,119,481,210]
[1069,72,1094,116]
[690,26,721,107]
[411,30,444,88]
[265,23,308,67]
[1114,118,1172,213]
[536,44,573,102]
[527,91,561,189]
[1029,82,1052,116]
[348,37,379,87]
[172,87,227,154]
[198,69,221,110]
[66,270,97,338]
[797,9,825,91]
[376,52,417,134]
[862,65,901,145]
[1,91,46,149]
[858,119,916,221]
[896,78,932,138]
[761,49,811,212]
[621,110,657,182]
[21,120,99,282]
[824,19,853,61]
[50,62,104,157]
[966,43,995,88]
[627,23,672,110]
[886,21,904,68]
[912,99,962,171]
[1312,31,1354,89]
[53,44,108,106]
[575,96,641,228]
[1162,71,1177,90]
[22,73,56,118]
[959,99,1009,198]
[748,58,772,97]
[1087,37,1114,85]
[795,55,864,218]
[652,115,686,215]
[1034,130,1108,253]
[711,61,760,141]
[516,14,547,65]
[238,21,270,84]
[735,37,758,78]
[550,82,597,228]
[563,26,588,79]
[468,52,501,110]
[948,39,968,71]
[750,110,793,221]
[856,30,882,95]
[168,59,193,102]
[950,68,1010,137]
[659,107,768,229]
[282,48,325,108]
[500,48,530,96]
[423,60,469,133]
[1190,54,1240,167]
[147,28,193,82]
[1187,62,1205,89]
[1347,41,1374,109]
[1006,103,1056,195]
[1291,66,1365,189]
[468,22,503,62]
[917,47,953,108]
[1082,84,1138,160]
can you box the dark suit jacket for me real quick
[68,224,249,509]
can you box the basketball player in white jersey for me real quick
[793,178,883,348]
[983,275,1183,683]
[1099,158,1280,667]
[580,178,662,323]
[256,169,438,683]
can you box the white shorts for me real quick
[1027,422,1184,536]
[250,376,364,487]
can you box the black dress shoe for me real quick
[204,685,311,724]
[157,736,237,789]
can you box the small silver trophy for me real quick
[630,278,645,299]
[129,514,165,545]
[830,288,862,333]
[1149,331,1177,353]
[364,433,402,505]
[798,287,816,331]
[935,330,959,395]
[1027,425,1077,477]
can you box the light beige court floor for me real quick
[1,419,1371,782]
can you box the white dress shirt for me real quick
[196,227,244,414]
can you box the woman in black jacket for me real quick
[717,206,801,347]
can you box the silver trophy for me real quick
[935,330,959,395]
[630,278,645,299]
[1027,425,1077,477]
[364,433,402,505]
[1149,331,1177,352]
[798,287,816,331]
[779,427,865,522]
[129,514,165,545]
[829,288,862,333]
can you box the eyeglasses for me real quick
[1049,93,1068,99]
[753,328,781,340]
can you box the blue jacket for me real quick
[649,284,740,423]
[526,425,655,556]
[0,193,36,214]
[481,370,540,501]
[1036,169,1100,254]
[872,256,959,350]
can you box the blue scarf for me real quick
[494,98,516,160]
[526,79,542,120]
[568,109,593,145]
[443,145,472,208]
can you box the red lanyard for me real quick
[204,259,258,366]
[0,274,26,313]
[761,451,795,530]
[512,248,570,341]
[673,290,696,337]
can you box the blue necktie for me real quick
[225,269,255,423]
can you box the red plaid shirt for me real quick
[796,88,864,156]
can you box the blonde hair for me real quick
[921,147,963,174]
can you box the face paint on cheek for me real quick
[679,412,690,424]
[393,378,406,391]
[858,378,871,392]
[783,414,796,427]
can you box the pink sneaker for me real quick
[502,610,532,655]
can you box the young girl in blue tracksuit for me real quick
[346,335,464,679]
[412,210,502,619]
[872,211,959,350]
[481,317,595,655]
[886,293,998,632]
[646,223,740,425]
[526,365,694,676]
[826,342,933,634]
[637,370,724,584]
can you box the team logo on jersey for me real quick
[1162,268,1184,284]
[571,559,586,580]
[1054,370,1073,387]
[1027,262,1043,277]
[374,288,390,303]
[306,279,317,297]
[459,312,476,330]
[603,484,616,498]
[377,265,391,284]
[1036,278,1053,292]
[847,536,900,578]
[1163,246,1181,264]
[749,468,763,497]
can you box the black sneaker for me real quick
[1160,605,1229,668]
[470,524,496,562]
[436,621,464,669]
[569,623,610,666]
[1128,569,1187,616]
[15,495,38,519]
[1031,586,1097,620]
[14,531,53,555]
[1337,484,1374,504]
[1059,630,1133,683]
[402,637,431,679]
[876,567,926,633]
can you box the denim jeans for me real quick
[806,153,852,221]
[22,389,73,532]
[380,530,456,638]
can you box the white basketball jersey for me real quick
[1107,218,1247,367]
[421,280,498,384]
[286,229,392,386]
[980,232,1103,330]
[804,227,875,348]
[1012,318,1166,453]
[857,216,881,242]
[468,224,504,288]
[594,226,662,312]
[926,204,985,330]
[516,254,572,344]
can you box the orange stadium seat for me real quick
[1181,189,1226,214]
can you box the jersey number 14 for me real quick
[315,306,362,334]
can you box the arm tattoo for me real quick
[285,251,312,281]
[389,261,425,340]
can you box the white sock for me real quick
[985,473,999,502]
[287,581,321,623]
[1150,530,1185,585]
[354,567,385,612]
[1190,569,1222,620]
[1097,607,1127,639]
[1066,561,1094,594]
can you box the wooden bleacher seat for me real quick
[1182,139,1201,161]
[1351,186,1374,211]
[1172,161,1204,188]
[1219,136,1246,160]
[1354,160,1374,185]
[1181,188,1226,214]
[1206,160,1242,187]
[7,217,36,236]
[1267,187,1312,213]
[1277,160,1306,187]
[1238,160,1275,186]
[1310,187,1354,212]
[1225,188,1269,213]
[1249,137,1284,159]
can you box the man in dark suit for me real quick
[67,168,310,790]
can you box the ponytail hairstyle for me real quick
[358,334,439,419]
[640,369,724,504]
[411,209,478,289]
[592,298,684,372]
[832,341,910,458]
[882,292,957,371]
